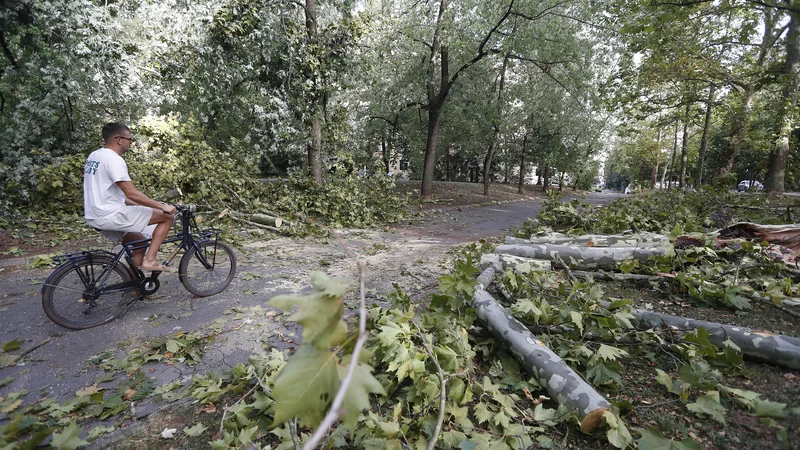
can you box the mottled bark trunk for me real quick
[679,103,690,188]
[505,232,670,248]
[696,86,715,186]
[765,11,800,194]
[473,268,611,432]
[631,309,800,370]
[495,244,667,270]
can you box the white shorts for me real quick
[87,206,154,242]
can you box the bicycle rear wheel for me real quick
[179,240,237,297]
[42,256,135,329]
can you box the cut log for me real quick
[496,244,668,270]
[473,268,611,432]
[626,307,800,369]
[249,213,283,228]
[479,254,552,273]
[509,232,670,248]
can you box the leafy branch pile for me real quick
[522,189,793,237]
[515,190,800,312]
[1,116,414,234]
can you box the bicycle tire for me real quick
[42,255,135,330]
[179,240,237,297]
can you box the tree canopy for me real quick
[3,0,800,209]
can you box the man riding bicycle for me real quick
[83,122,177,272]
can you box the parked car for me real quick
[737,180,763,192]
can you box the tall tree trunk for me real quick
[483,55,510,195]
[420,0,449,200]
[518,133,529,194]
[305,0,323,185]
[679,103,690,188]
[381,134,389,174]
[765,11,800,194]
[696,85,715,186]
[651,128,661,189]
[667,121,678,188]
[543,166,550,192]
[716,8,778,178]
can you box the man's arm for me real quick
[116,181,176,214]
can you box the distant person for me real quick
[83,122,177,272]
[624,185,631,194]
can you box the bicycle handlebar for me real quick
[174,204,197,213]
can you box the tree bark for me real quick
[517,134,527,194]
[667,121,678,189]
[542,166,550,192]
[696,85,715,186]
[505,232,670,248]
[679,103,690,188]
[495,244,667,270]
[480,253,553,273]
[651,128,661,189]
[473,268,611,432]
[630,309,800,370]
[483,55,509,196]
[716,8,778,178]
[765,11,800,194]
[306,0,323,186]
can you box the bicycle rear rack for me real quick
[52,250,117,266]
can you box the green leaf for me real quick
[637,428,703,450]
[183,423,208,437]
[87,425,115,441]
[272,344,339,426]
[752,398,788,418]
[603,411,634,449]
[268,272,348,349]
[474,402,493,424]
[686,391,726,424]
[337,360,386,433]
[165,339,183,353]
[2,339,23,352]
[570,311,584,335]
[597,344,629,361]
[51,422,90,450]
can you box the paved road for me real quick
[0,191,622,442]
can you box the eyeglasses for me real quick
[115,136,136,143]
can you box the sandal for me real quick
[140,262,176,273]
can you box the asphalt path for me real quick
[0,191,622,442]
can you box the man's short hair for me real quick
[102,123,130,142]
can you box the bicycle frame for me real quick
[42,205,224,297]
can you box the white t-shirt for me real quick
[83,148,131,221]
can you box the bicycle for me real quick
[41,204,237,330]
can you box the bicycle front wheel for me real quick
[42,256,134,329]
[179,240,237,297]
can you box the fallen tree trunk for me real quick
[480,253,552,273]
[496,244,667,270]
[508,232,670,248]
[473,268,611,432]
[627,308,800,369]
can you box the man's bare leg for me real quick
[141,208,174,269]
[122,232,147,267]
